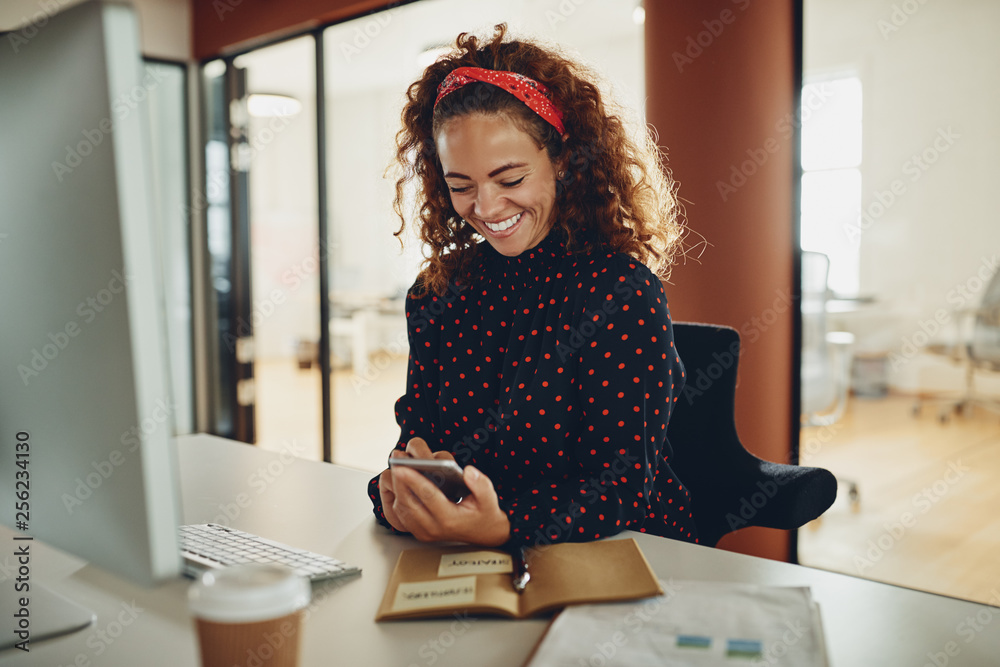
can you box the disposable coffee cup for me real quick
[188,564,310,667]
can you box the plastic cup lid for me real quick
[188,564,310,623]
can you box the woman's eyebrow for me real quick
[444,162,529,180]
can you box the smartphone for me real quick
[389,457,470,503]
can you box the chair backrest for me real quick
[668,322,837,546]
[668,323,751,545]
[971,265,1000,366]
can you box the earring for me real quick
[557,170,565,179]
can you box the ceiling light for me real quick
[203,59,226,79]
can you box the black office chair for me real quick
[667,322,837,547]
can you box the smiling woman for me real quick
[367,24,695,550]
[437,113,559,257]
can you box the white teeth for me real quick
[484,212,523,233]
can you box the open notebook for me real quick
[376,538,662,621]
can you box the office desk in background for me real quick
[3,434,1000,666]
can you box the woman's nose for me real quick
[473,186,504,220]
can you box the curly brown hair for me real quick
[391,23,684,298]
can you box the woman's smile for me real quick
[480,211,523,235]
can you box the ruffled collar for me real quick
[479,225,568,291]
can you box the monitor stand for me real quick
[1,580,95,652]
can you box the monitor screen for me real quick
[0,0,182,588]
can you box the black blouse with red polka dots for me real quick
[367,225,698,547]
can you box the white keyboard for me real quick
[179,523,361,582]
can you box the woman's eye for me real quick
[501,177,525,188]
[448,185,471,194]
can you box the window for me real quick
[800,76,862,296]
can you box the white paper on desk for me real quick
[525,580,828,667]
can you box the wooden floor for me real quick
[798,394,1000,606]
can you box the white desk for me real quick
[4,433,1000,666]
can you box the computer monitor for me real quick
[0,0,182,612]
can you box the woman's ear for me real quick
[555,155,569,177]
[557,134,571,173]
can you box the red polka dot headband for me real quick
[434,66,565,134]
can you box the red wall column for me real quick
[646,1,800,561]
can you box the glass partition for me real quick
[233,36,323,460]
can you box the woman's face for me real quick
[436,113,559,257]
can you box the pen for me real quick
[512,546,530,593]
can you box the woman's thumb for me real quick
[463,465,488,494]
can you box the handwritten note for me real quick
[438,551,513,577]
[393,576,477,613]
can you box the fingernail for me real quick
[467,467,480,481]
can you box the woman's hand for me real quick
[378,437,438,532]
[377,465,407,534]
[380,437,511,546]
